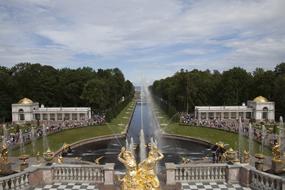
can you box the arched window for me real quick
[19,109,25,121]
[262,107,268,120]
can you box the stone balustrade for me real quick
[0,163,115,189]
[166,163,227,184]
[51,164,105,183]
[250,168,284,190]
[0,170,30,190]
[166,162,285,189]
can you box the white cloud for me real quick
[0,0,284,82]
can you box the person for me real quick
[137,144,164,190]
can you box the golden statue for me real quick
[272,142,281,161]
[1,144,8,163]
[118,147,142,190]
[57,155,63,164]
[137,144,164,190]
[243,150,249,163]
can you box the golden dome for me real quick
[18,98,33,105]
[253,96,268,103]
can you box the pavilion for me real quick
[12,98,91,124]
[194,96,275,122]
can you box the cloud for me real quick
[0,0,284,83]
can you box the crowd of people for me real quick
[1,114,106,147]
[179,113,279,147]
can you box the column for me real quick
[206,112,209,120]
[69,113,72,121]
[85,113,88,120]
[243,112,246,120]
[40,114,43,121]
[198,112,201,122]
[47,113,51,121]
[214,112,217,119]
[221,112,224,120]
[236,112,239,119]
[55,112,58,121]
[77,113,80,121]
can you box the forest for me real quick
[150,63,285,120]
[0,63,134,122]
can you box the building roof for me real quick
[17,98,34,105]
[253,96,268,103]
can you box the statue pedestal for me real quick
[20,162,29,171]
[271,159,284,174]
[255,160,264,171]
[0,162,12,175]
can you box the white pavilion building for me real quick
[12,98,91,124]
[194,96,275,122]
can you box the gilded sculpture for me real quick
[1,144,8,163]
[272,142,281,161]
[118,143,164,190]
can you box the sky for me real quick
[0,0,285,84]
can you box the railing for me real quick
[250,168,283,190]
[173,163,227,182]
[0,170,30,190]
[51,164,105,183]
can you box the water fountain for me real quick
[254,125,266,171]
[271,116,285,174]
[0,124,13,175]
[139,129,146,162]
[248,123,254,165]
[42,124,54,164]
[130,137,135,156]
[238,117,243,161]
[19,129,29,171]
[31,127,36,155]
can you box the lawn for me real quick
[154,105,272,155]
[12,99,136,156]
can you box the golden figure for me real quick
[1,144,8,163]
[57,155,63,164]
[243,150,249,163]
[118,147,142,190]
[272,142,281,161]
[137,144,164,190]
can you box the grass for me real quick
[11,99,136,156]
[154,105,272,156]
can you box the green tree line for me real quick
[0,63,134,122]
[150,63,285,120]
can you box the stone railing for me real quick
[166,162,285,189]
[166,163,227,184]
[250,168,284,190]
[0,170,30,190]
[51,164,105,183]
[0,163,115,189]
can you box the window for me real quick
[64,113,70,120]
[57,113,62,121]
[216,112,221,119]
[72,113,78,120]
[262,107,268,120]
[35,114,40,120]
[209,112,214,119]
[43,114,48,120]
[80,113,85,120]
[231,112,236,119]
[19,109,25,121]
[224,112,229,119]
[50,113,55,121]
[246,112,251,119]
